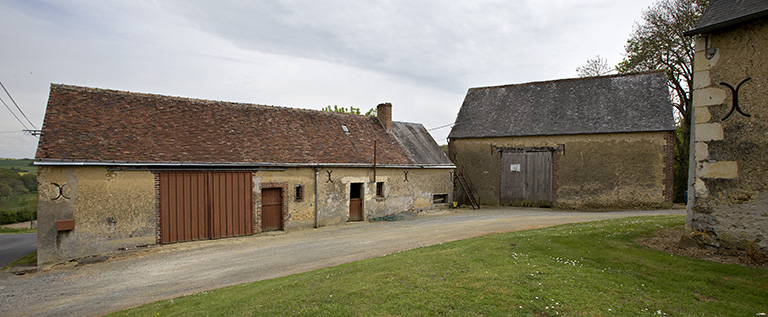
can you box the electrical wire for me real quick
[0,94,29,130]
[427,122,456,131]
[0,80,36,129]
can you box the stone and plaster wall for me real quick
[449,131,673,209]
[37,166,156,267]
[689,19,768,251]
[37,165,452,265]
[254,167,452,228]
[313,167,453,226]
[254,168,316,231]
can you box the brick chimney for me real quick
[377,103,392,132]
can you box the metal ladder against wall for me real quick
[456,168,480,210]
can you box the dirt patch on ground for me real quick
[636,225,768,269]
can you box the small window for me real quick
[341,125,350,134]
[433,194,448,204]
[295,185,304,202]
[376,182,385,197]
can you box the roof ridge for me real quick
[39,84,424,165]
[468,71,665,91]
[49,83,373,118]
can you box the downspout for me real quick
[314,166,320,228]
[373,140,377,182]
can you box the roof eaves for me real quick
[33,159,452,169]
[684,9,768,36]
[449,128,676,140]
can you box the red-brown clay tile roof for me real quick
[36,84,413,166]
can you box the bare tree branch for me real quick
[576,55,613,77]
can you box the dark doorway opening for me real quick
[349,183,364,221]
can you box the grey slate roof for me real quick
[448,72,674,139]
[392,121,453,166]
[685,0,768,36]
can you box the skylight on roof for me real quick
[342,125,350,134]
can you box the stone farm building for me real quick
[448,72,675,209]
[35,84,454,266]
[685,0,768,251]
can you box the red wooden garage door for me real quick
[160,171,253,243]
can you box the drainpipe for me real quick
[314,166,320,228]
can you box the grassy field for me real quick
[0,227,35,234]
[0,158,36,174]
[0,193,37,225]
[110,216,768,316]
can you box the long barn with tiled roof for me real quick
[35,84,454,266]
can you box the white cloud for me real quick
[0,0,655,158]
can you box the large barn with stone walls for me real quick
[34,84,454,266]
[685,0,768,253]
[448,72,675,209]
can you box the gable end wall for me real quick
[689,18,768,251]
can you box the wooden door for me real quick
[500,151,552,207]
[159,171,208,243]
[160,171,253,243]
[261,188,283,231]
[210,172,254,238]
[349,183,363,221]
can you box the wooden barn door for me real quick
[209,172,254,239]
[261,188,283,231]
[159,172,209,243]
[349,183,363,221]
[500,151,552,207]
[160,171,253,243]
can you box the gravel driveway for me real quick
[0,207,683,316]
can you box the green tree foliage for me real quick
[0,169,37,225]
[673,118,688,202]
[0,169,37,199]
[322,105,377,116]
[616,0,709,202]
[0,194,37,225]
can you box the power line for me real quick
[427,122,455,131]
[0,80,36,129]
[0,94,29,130]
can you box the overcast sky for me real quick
[0,0,656,159]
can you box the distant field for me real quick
[0,158,36,174]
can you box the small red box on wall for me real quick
[56,219,75,231]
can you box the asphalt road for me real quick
[0,233,36,268]
[0,207,683,317]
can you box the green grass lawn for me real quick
[110,216,768,316]
[1,251,36,271]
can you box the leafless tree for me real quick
[576,55,613,77]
